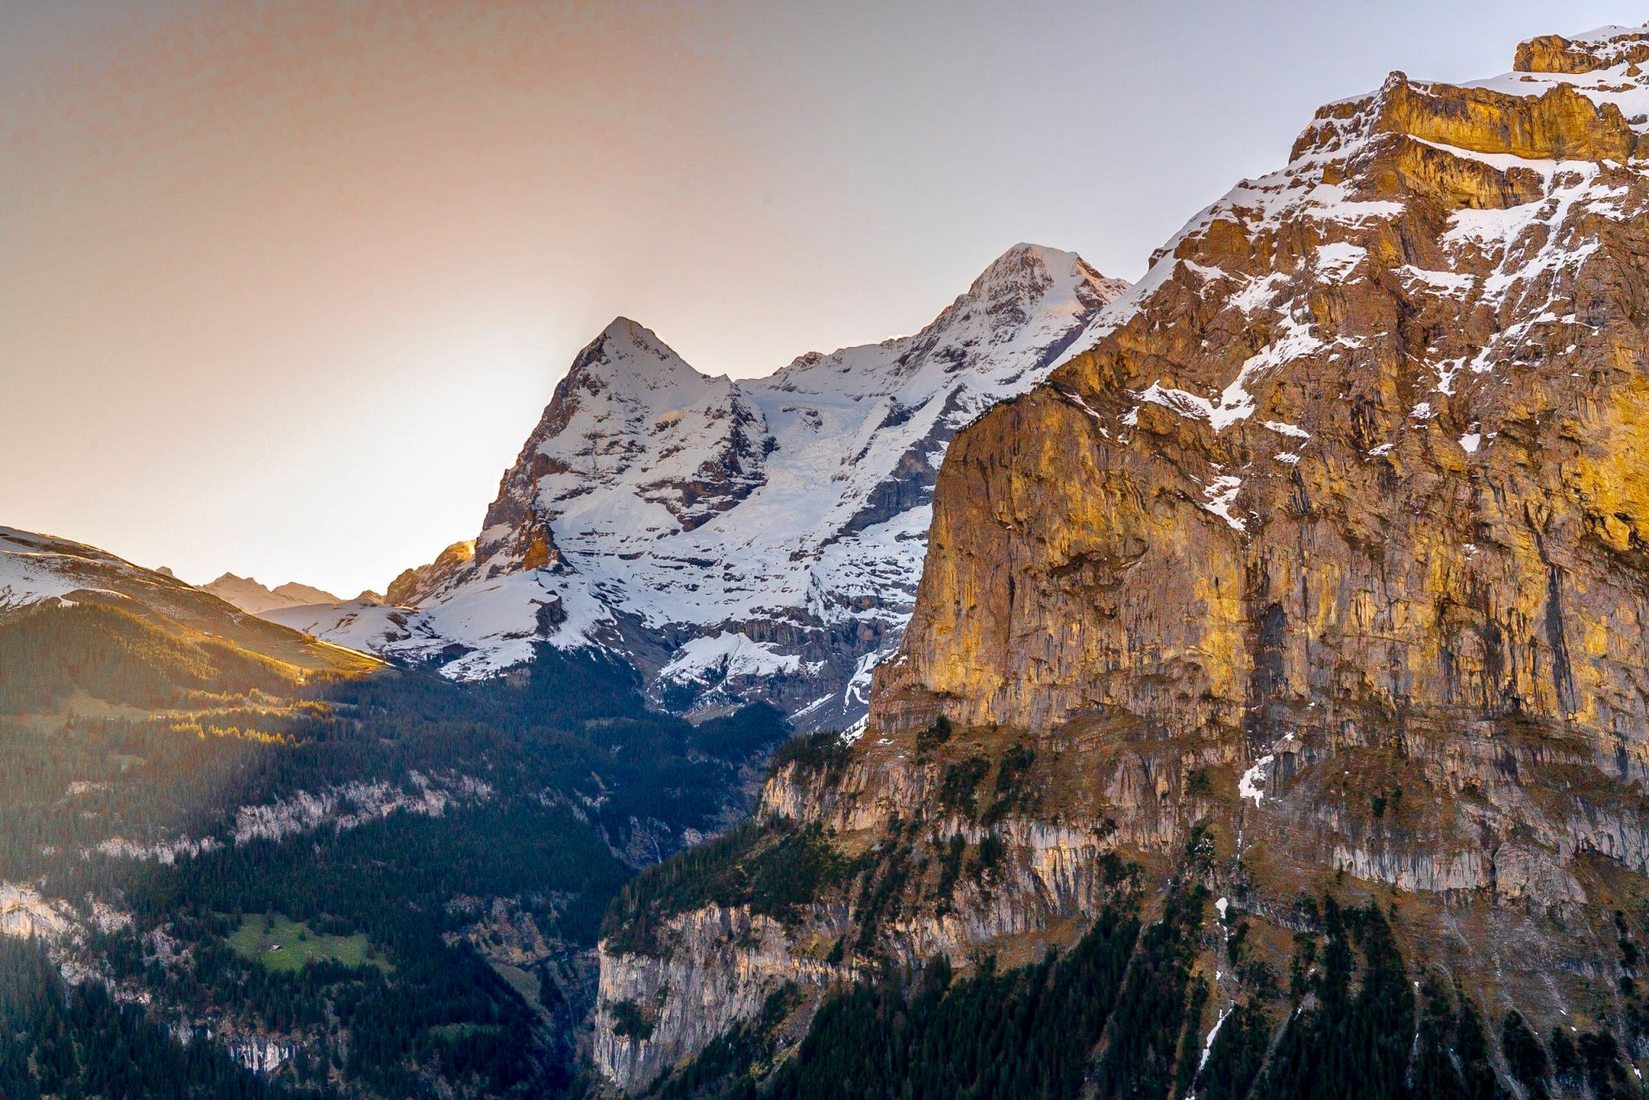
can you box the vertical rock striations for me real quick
[593,24,1649,1095]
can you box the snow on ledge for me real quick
[659,632,803,684]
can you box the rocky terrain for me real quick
[590,23,1649,1097]
[280,246,1127,730]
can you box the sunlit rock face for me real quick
[876,27,1649,760]
[593,26,1649,1093]
[384,540,473,607]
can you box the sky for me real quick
[2,0,1645,597]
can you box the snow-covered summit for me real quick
[560,316,725,399]
[287,244,1128,728]
[772,243,1123,401]
[475,317,775,569]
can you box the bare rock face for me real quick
[1517,31,1649,76]
[384,540,475,607]
[592,25,1649,1095]
[866,19,1649,934]
[873,44,1649,770]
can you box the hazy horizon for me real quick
[4,0,1645,595]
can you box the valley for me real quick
[0,545,789,1096]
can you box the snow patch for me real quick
[659,632,804,685]
[1199,1007,1233,1073]
[1314,241,1367,281]
[1200,476,1247,532]
[1239,755,1275,805]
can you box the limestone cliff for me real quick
[592,24,1649,1097]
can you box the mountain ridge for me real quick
[282,243,1129,730]
[203,573,342,615]
[0,526,378,678]
[589,22,1649,1096]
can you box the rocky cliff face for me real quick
[384,540,474,607]
[292,246,1127,730]
[592,24,1649,1096]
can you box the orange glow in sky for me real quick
[3,0,1643,594]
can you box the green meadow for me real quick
[227,914,389,974]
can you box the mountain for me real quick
[590,23,1649,1096]
[0,521,790,1096]
[383,540,473,606]
[203,573,341,615]
[0,526,374,678]
[289,244,1127,730]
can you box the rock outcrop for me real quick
[384,540,474,607]
[592,23,1649,1095]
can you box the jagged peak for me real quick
[600,315,662,346]
[986,240,1077,269]
[920,242,1123,349]
[384,539,477,607]
[770,244,1123,385]
[990,240,1072,266]
[1119,20,1649,317]
[568,317,715,393]
[966,242,1092,300]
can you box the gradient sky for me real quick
[3,0,1644,597]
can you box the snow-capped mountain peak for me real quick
[769,243,1125,403]
[968,241,1097,307]
[287,244,1130,728]
[472,316,776,574]
[573,317,717,393]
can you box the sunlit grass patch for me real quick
[227,913,390,973]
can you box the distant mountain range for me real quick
[201,573,355,615]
